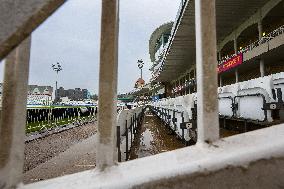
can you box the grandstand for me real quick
[146,0,284,143]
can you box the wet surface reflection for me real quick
[129,110,243,160]
[130,110,185,159]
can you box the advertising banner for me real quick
[218,53,243,73]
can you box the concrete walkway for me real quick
[24,134,97,184]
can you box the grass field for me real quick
[26,116,95,133]
[27,105,96,109]
[25,106,97,133]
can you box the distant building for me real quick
[56,87,90,100]
[134,78,145,89]
[27,85,53,105]
[60,96,70,104]
[0,83,53,105]
[82,89,90,99]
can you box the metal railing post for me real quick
[195,0,219,143]
[0,36,31,188]
[181,112,185,140]
[125,124,129,161]
[134,113,137,134]
[116,126,121,162]
[96,0,119,169]
[130,117,133,143]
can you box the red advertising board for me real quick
[218,53,243,73]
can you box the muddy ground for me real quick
[130,111,186,159]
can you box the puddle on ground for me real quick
[129,110,242,160]
[130,110,185,159]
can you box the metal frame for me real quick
[0,36,31,188]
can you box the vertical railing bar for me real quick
[130,117,133,144]
[116,126,121,162]
[195,0,219,143]
[134,113,136,134]
[0,36,31,188]
[125,124,128,161]
[181,112,185,140]
[96,0,119,169]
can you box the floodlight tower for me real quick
[137,59,144,79]
[52,62,63,102]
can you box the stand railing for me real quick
[218,24,284,65]
[116,106,145,161]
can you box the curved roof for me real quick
[149,22,173,62]
[157,0,269,82]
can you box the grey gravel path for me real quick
[24,122,97,172]
[23,133,97,184]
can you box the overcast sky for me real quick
[0,0,180,94]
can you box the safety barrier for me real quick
[150,93,197,144]
[218,24,284,65]
[116,106,145,162]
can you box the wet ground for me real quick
[129,110,243,159]
[130,110,185,159]
[22,110,269,183]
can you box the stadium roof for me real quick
[157,0,269,82]
[149,22,173,62]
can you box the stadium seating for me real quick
[150,72,284,143]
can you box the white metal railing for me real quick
[154,45,166,62]
[150,93,197,143]
[171,78,196,94]
[151,0,189,80]
[174,0,188,29]
[149,53,164,72]
[116,106,144,162]
[218,24,284,65]
[1,0,283,188]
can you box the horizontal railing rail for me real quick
[218,24,284,65]
[150,0,189,80]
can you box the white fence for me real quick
[151,93,197,143]
[116,106,144,161]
